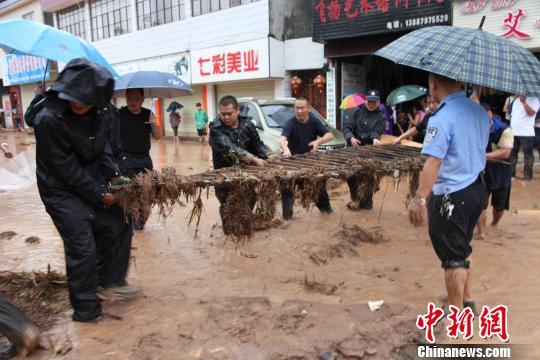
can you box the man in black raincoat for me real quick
[25,58,137,322]
[209,95,271,234]
[343,90,386,211]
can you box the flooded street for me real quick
[1,132,540,359]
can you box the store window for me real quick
[90,0,131,41]
[191,0,258,17]
[22,12,34,20]
[136,0,186,30]
[57,4,88,40]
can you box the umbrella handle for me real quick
[42,60,49,88]
[478,16,486,30]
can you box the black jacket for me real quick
[26,96,120,208]
[343,105,386,145]
[209,116,270,170]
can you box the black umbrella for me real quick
[166,101,184,112]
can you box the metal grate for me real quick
[187,144,424,186]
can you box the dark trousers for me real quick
[347,174,374,209]
[0,294,38,353]
[427,180,486,269]
[94,205,133,288]
[215,186,256,235]
[281,180,332,220]
[535,127,540,157]
[49,204,132,322]
[510,136,535,180]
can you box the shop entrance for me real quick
[290,70,327,118]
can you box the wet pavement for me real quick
[1,131,540,358]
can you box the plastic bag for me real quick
[0,151,35,191]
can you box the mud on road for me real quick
[1,136,540,359]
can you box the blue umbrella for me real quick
[166,101,184,112]
[375,25,540,97]
[114,71,193,98]
[0,19,118,77]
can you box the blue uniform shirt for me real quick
[422,91,490,195]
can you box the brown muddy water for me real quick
[1,132,539,359]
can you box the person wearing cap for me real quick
[408,73,489,312]
[476,103,514,240]
[118,88,162,230]
[25,58,138,323]
[343,89,386,210]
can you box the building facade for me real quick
[0,0,53,130]
[453,0,540,51]
[39,0,324,137]
[453,0,540,116]
[312,0,453,129]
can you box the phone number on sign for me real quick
[405,14,450,27]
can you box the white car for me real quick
[237,97,347,154]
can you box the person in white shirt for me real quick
[509,95,539,181]
[503,94,517,121]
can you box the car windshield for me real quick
[260,104,328,128]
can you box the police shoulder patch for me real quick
[425,126,438,143]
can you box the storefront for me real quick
[0,54,51,130]
[312,0,453,129]
[453,0,540,117]
[190,37,285,131]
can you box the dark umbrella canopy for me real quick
[166,101,184,112]
[387,85,428,106]
[49,58,114,107]
[375,25,540,97]
[114,71,193,98]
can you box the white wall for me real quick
[269,36,284,78]
[0,0,43,22]
[93,0,270,66]
[284,37,325,71]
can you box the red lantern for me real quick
[291,76,302,95]
[314,75,326,93]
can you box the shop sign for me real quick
[461,0,516,14]
[1,97,13,127]
[501,8,530,39]
[312,0,452,43]
[457,1,538,42]
[190,39,270,84]
[341,63,366,97]
[326,64,336,127]
[1,54,50,86]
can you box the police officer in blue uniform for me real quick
[408,73,489,311]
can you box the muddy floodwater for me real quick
[1,132,540,359]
